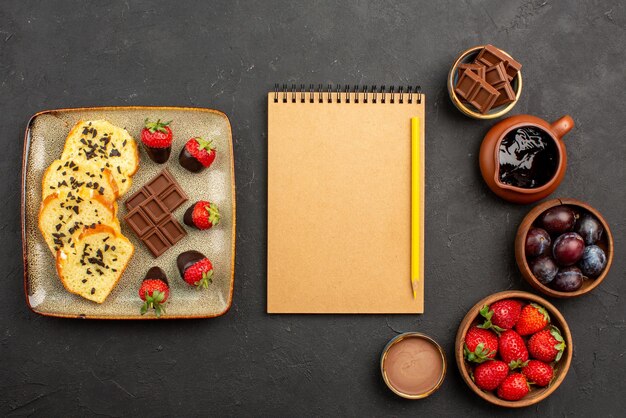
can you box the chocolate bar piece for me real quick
[468,80,499,114]
[158,215,187,245]
[493,81,516,108]
[126,189,151,211]
[458,63,485,80]
[124,169,189,257]
[158,185,188,212]
[455,70,482,100]
[505,59,522,81]
[475,44,510,67]
[142,228,171,258]
[484,62,508,86]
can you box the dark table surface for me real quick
[2,1,625,416]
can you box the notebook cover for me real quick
[267,91,425,313]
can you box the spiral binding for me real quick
[273,84,422,104]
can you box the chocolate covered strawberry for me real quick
[179,137,216,172]
[141,118,173,163]
[516,303,550,336]
[522,360,553,387]
[497,373,529,401]
[473,360,509,391]
[139,267,169,317]
[464,326,498,363]
[528,326,566,362]
[498,329,529,366]
[479,299,523,333]
[177,250,213,289]
[184,200,221,230]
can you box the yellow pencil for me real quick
[411,117,422,299]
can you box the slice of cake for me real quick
[41,158,119,202]
[56,224,134,303]
[61,120,139,196]
[38,188,119,254]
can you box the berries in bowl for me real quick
[455,291,572,408]
[515,198,614,297]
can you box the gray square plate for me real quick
[21,107,235,319]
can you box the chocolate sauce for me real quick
[144,266,168,285]
[183,205,194,227]
[179,147,204,172]
[177,250,206,278]
[145,145,171,164]
[498,126,559,189]
[383,336,444,396]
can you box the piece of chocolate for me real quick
[125,208,153,237]
[177,250,206,278]
[125,188,151,211]
[484,62,508,86]
[158,185,188,212]
[145,146,171,164]
[475,44,509,67]
[455,70,482,100]
[144,266,168,285]
[468,80,499,114]
[179,147,205,173]
[505,59,522,81]
[142,196,169,224]
[143,229,170,258]
[123,169,189,257]
[158,215,187,245]
[458,63,485,80]
[145,169,176,196]
[493,81,516,108]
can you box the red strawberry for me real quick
[528,326,566,362]
[473,360,509,391]
[184,200,221,230]
[522,360,553,387]
[180,137,216,172]
[141,119,173,148]
[182,257,213,289]
[138,269,169,318]
[141,119,173,163]
[479,299,523,333]
[464,326,498,363]
[516,303,550,336]
[498,329,529,366]
[497,373,530,401]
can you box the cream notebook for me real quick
[267,85,425,313]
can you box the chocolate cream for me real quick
[383,336,444,396]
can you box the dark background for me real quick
[2,1,625,416]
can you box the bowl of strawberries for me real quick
[455,290,573,408]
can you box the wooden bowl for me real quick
[455,291,573,408]
[515,198,614,298]
[447,45,522,120]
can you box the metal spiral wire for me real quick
[274,84,422,104]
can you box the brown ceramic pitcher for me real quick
[479,114,574,204]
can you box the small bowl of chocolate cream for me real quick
[380,332,447,399]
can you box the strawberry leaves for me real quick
[194,269,213,289]
[549,325,566,362]
[144,118,172,134]
[205,203,221,226]
[508,359,529,370]
[478,304,505,334]
[195,137,215,152]
[464,342,496,364]
[140,290,167,318]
